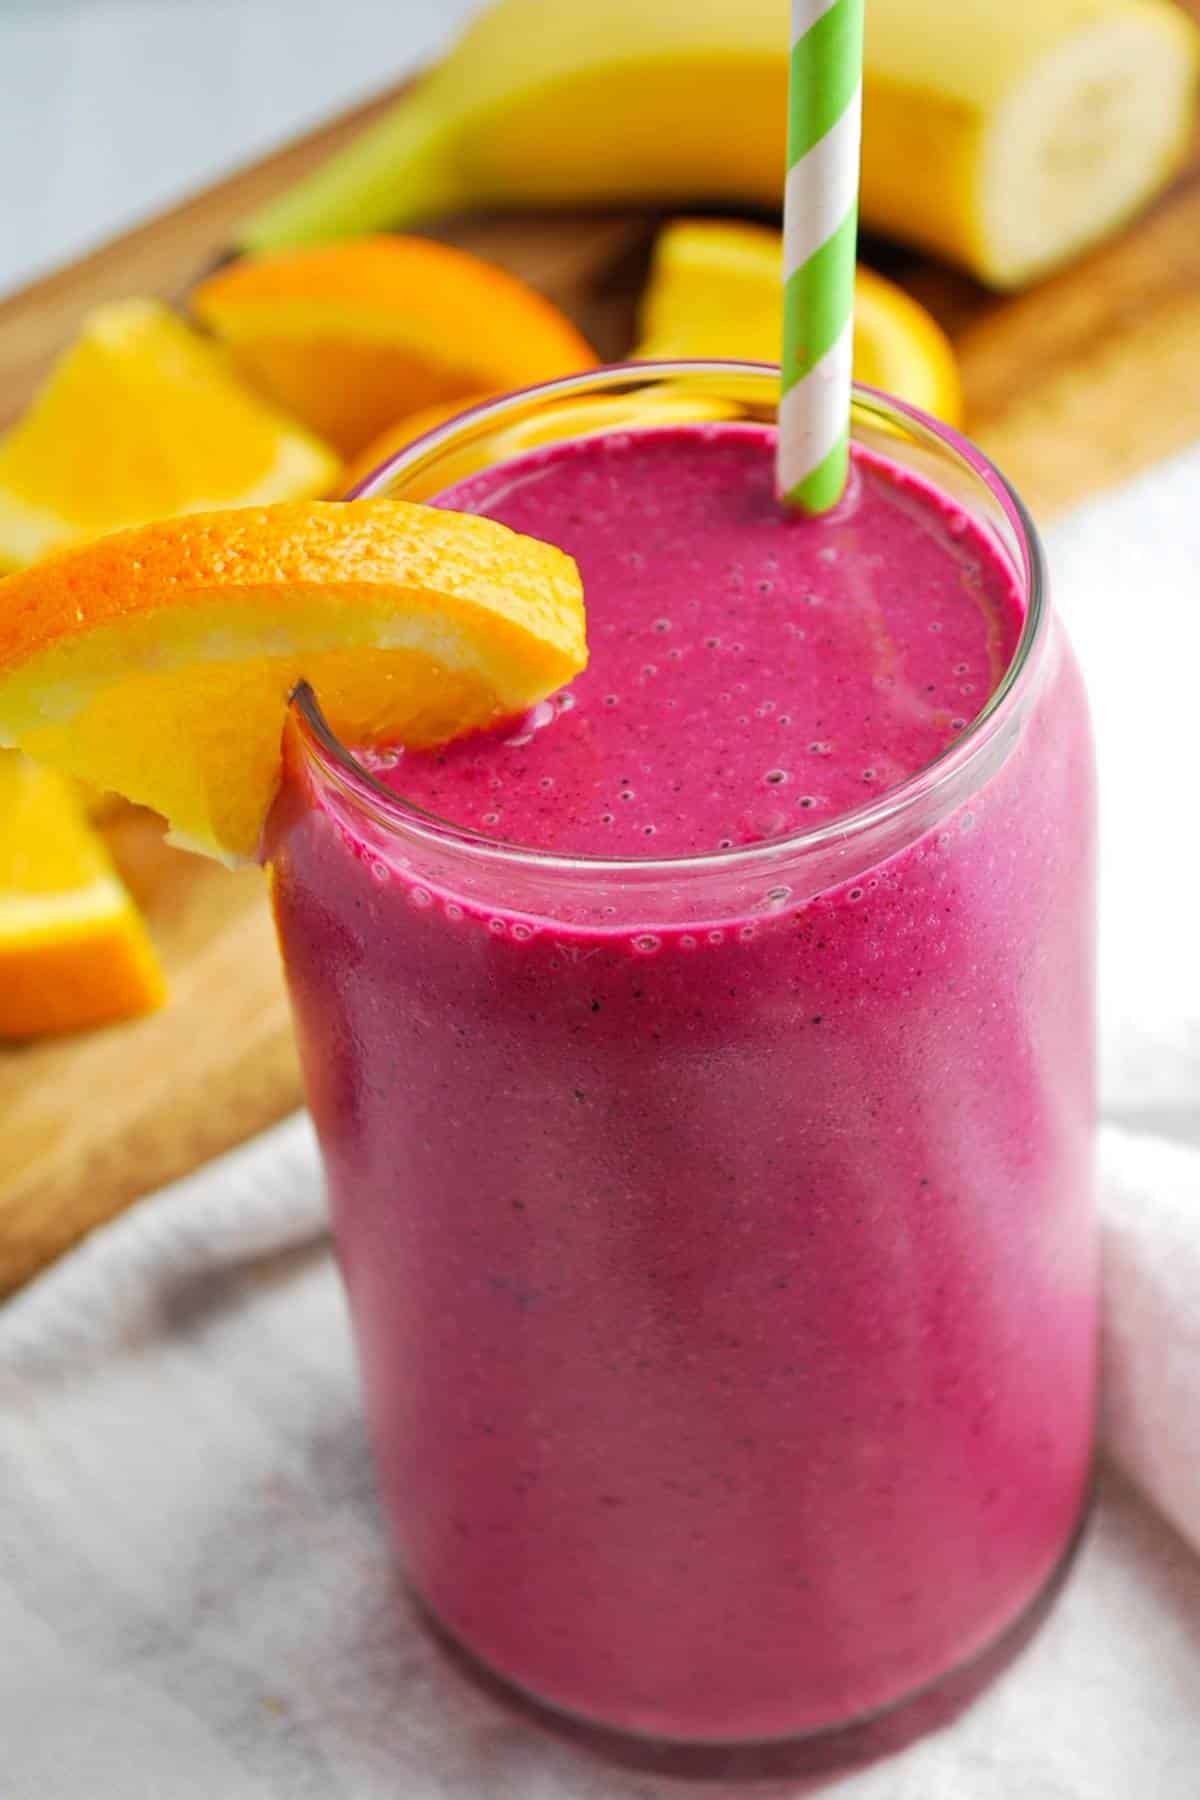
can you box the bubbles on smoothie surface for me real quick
[370,428,1024,857]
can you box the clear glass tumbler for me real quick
[265,365,1097,1749]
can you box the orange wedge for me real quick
[0,300,340,572]
[0,502,586,863]
[342,393,495,495]
[346,387,744,503]
[0,754,165,1038]
[193,237,600,459]
[635,219,963,427]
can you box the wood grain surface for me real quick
[2,49,1199,1293]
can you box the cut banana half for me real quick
[864,0,1200,288]
[241,0,1198,291]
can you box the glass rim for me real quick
[292,360,1049,879]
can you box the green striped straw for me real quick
[778,0,865,514]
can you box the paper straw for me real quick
[777,0,865,513]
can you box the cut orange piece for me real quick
[852,266,965,426]
[0,754,165,1038]
[0,299,340,573]
[347,386,742,503]
[0,501,586,863]
[193,237,600,460]
[635,219,963,427]
[342,393,496,495]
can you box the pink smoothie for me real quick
[267,423,1097,1742]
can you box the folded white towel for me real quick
[1101,1127,1200,1560]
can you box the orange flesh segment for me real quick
[0,299,340,572]
[0,755,165,1039]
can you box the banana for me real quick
[241,0,1199,289]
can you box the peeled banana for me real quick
[241,0,1198,289]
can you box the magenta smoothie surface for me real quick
[389,428,1018,857]
[268,421,1097,1742]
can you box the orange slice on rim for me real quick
[0,502,586,862]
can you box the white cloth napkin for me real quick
[3,443,1200,1796]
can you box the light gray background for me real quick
[0,0,479,296]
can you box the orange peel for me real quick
[194,237,599,458]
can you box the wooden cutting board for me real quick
[2,53,1200,1296]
